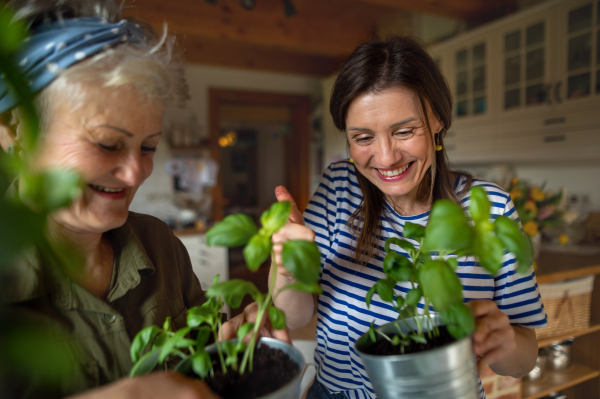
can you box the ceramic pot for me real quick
[355,315,479,399]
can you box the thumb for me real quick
[275,185,304,225]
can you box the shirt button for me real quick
[102,313,117,324]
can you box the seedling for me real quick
[364,186,531,351]
[130,201,322,378]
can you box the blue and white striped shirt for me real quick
[303,161,548,399]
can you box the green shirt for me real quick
[2,212,205,397]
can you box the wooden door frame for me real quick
[209,88,311,221]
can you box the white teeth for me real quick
[90,184,124,193]
[378,163,410,177]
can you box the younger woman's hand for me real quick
[467,299,516,374]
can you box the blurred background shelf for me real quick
[522,363,600,399]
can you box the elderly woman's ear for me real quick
[0,109,22,153]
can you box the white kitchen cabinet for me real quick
[430,0,600,165]
[178,233,229,316]
[177,234,229,290]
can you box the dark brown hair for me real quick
[330,35,472,263]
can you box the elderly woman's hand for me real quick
[68,372,220,399]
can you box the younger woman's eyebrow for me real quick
[389,116,419,129]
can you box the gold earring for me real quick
[435,134,442,151]
[349,157,354,163]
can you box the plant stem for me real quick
[212,325,227,374]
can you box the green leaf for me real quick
[279,281,322,294]
[442,303,475,340]
[495,216,532,274]
[396,295,405,308]
[175,338,196,348]
[206,279,261,309]
[391,335,401,345]
[243,234,272,271]
[152,332,168,350]
[469,186,491,223]
[187,306,217,328]
[195,326,211,348]
[384,237,403,253]
[473,231,505,275]
[268,306,287,330]
[237,322,254,341]
[447,257,458,271]
[130,348,161,377]
[404,222,425,239]
[282,240,321,284]
[0,198,46,269]
[409,334,427,344]
[159,327,191,363]
[163,317,172,332]
[0,7,28,54]
[423,200,474,252]
[368,324,377,343]
[373,279,394,303]
[206,214,258,247]
[130,325,162,363]
[417,260,463,312]
[405,288,422,307]
[191,350,213,378]
[365,284,377,308]
[383,251,412,272]
[260,201,292,235]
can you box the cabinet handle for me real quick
[546,84,553,105]
[554,81,562,104]
[543,134,566,143]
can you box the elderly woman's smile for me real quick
[34,84,164,234]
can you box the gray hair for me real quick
[8,0,189,128]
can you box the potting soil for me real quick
[205,344,299,398]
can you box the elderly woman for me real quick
[227,36,548,399]
[0,1,221,398]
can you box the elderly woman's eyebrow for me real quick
[97,124,162,138]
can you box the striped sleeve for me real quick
[305,165,338,252]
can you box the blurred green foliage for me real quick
[0,4,84,395]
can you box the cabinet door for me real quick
[447,38,492,121]
[555,0,600,112]
[178,234,229,290]
[496,8,556,121]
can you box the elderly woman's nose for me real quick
[114,153,149,186]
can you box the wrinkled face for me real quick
[34,84,164,234]
[345,86,442,208]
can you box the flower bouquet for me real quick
[506,178,568,255]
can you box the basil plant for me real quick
[365,186,531,351]
[130,201,322,378]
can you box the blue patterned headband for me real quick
[0,17,145,113]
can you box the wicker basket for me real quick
[536,275,595,339]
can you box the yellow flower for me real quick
[558,234,570,245]
[523,220,539,237]
[524,200,537,213]
[530,186,545,202]
[511,177,519,186]
[510,188,523,200]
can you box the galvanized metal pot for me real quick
[205,337,305,399]
[355,316,479,399]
